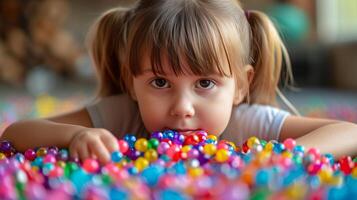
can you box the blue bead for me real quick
[109,187,129,200]
[141,165,164,187]
[111,151,123,163]
[163,130,175,140]
[255,169,270,186]
[293,145,305,154]
[158,189,188,200]
[273,143,285,153]
[32,157,43,167]
[57,149,69,161]
[124,134,137,148]
[128,167,138,175]
[14,153,25,163]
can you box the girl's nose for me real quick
[169,94,195,118]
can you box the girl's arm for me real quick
[1,108,93,151]
[279,116,357,158]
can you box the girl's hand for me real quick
[69,128,119,164]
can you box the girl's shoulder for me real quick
[221,103,291,146]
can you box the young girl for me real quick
[2,0,357,164]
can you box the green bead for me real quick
[260,140,267,148]
[149,138,159,149]
[101,174,112,185]
[64,162,79,178]
[353,157,357,163]
[250,188,270,200]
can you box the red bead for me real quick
[339,156,353,175]
[83,159,99,173]
[118,140,129,154]
[184,134,200,145]
[161,138,173,146]
[242,141,249,153]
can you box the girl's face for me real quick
[132,56,244,136]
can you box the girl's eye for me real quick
[196,79,215,89]
[150,78,169,88]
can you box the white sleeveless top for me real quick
[86,94,290,146]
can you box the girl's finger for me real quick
[89,140,111,164]
[77,143,91,161]
[70,149,79,160]
[101,134,119,152]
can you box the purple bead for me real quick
[48,148,58,156]
[198,153,209,165]
[173,134,185,145]
[127,148,141,160]
[188,149,199,159]
[57,149,69,161]
[0,141,12,152]
[151,131,164,141]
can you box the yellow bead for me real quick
[264,141,274,152]
[227,141,237,151]
[181,145,192,153]
[247,137,260,149]
[36,147,47,157]
[134,157,149,172]
[56,161,66,168]
[318,168,333,183]
[144,149,158,162]
[188,167,204,177]
[352,167,357,178]
[135,138,148,152]
[282,151,293,159]
[0,153,6,160]
[32,166,39,172]
[203,144,217,156]
[117,159,128,168]
[328,175,343,187]
[215,149,229,162]
[257,151,271,164]
[207,135,217,141]
[285,183,307,199]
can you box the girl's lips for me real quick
[166,128,202,134]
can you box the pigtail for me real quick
[246,10,299,115]
[86,7,132,97]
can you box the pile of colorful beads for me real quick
[1,130,357,199]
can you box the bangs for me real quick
[127,1,245,77]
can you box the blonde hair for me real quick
[87,0,296,111]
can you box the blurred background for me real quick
[1,0,357,134]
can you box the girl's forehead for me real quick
[140,54,194,75]
[139,52,231,77]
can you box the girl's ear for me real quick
[233,65,255,105]
[244,64,255,85]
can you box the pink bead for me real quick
[217,142,229,150]
[283,138,296,151]
[157,142,170,154]
[307,148,320,160]
[48,166,64,178]
[118,140,129,154]
[24,149,36,161]
[43,154,56,163]
[83,159,99,173]
[166,144,180,158]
